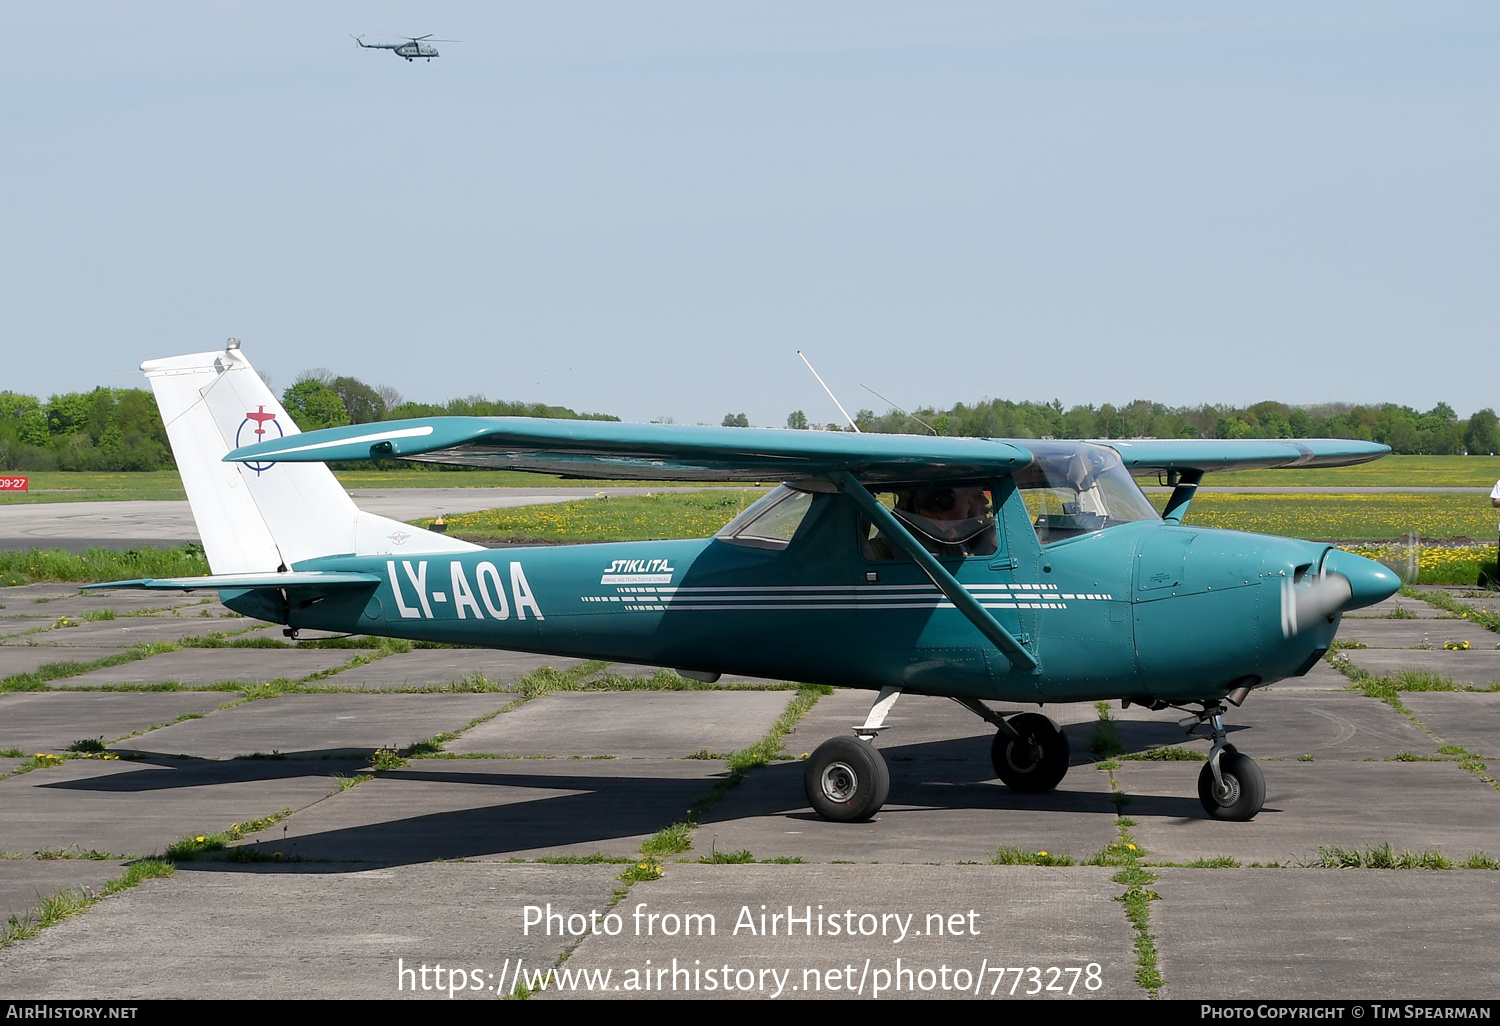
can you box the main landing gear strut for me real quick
[802,690,1267,823]
[802,688,1074,822]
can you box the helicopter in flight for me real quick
[353,34,458,62]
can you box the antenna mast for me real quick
[860,383,938,435]
[797,351,860,433]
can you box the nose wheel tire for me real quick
[1197,750,1265,821]
[992,713,1070,792]
[804,737,890,822]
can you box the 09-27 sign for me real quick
[0,477,28,491]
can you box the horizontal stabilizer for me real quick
[83,571,382,592]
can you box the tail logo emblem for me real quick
[235,406,283,475]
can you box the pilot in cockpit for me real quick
[865,485,998,560]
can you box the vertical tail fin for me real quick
[144,344,477,574]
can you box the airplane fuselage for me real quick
[221,487,1366,707]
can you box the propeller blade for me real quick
[1280,572,1353,638]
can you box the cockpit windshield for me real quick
[1015,441,1159,544]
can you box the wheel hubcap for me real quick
[1212,772,1241,806]
[820,762,858,803]
[1007,739,1042,774]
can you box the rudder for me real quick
[144,343,477,574]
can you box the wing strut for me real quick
[1160,469,1203,524]
[831,472,1039,675]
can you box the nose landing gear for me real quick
[1182,701,1265,821]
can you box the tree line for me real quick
[775,399,1500,456]
[2,373,1496,473]
[0,371,617,472]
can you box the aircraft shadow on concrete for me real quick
[1061,717,1245,755]
[39,728,1226,870]
[37,752,376,791]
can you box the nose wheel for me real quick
[1182,701,1267,821]
[1198,747,1264,821]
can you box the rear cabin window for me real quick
[715,485,814,550]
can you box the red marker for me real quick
[245,406,276,437]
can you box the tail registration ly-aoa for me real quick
[91,343,1400,824]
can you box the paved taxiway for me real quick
[1,580,1498,999]
[0,487,732,552]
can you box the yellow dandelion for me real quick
[195,836,205,843]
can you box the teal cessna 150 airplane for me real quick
[93,344,1400,825]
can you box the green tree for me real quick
[786,410,808,430]
[0,393,48,447]
[722,413,749,428]
[329,376,387,425]
[282,380,351,431]
[1465,410,1500,456]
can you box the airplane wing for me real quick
[223,418,1389,483]
[1099,438,1390,474]
[223,418,1034,483]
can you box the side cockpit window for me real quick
[715,485,815,550]
[861,484,1000,561]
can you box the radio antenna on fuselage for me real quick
[796,350,860,433]
[860,383,938,436]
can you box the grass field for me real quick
[1162,492,1499,584]
[0,546,210,586]
[5,454,1498,504]
[0,471,188,503]
[0,468,727,503]
[5,488,1499,584]
[432,490,1500,547]
[1164,492,1499,542]
[1209,454,1500,488]
[420,490,768,543]
[428,489,1497,584]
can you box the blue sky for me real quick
[3,3,1497,426]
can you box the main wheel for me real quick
[804,736,890,822]
[1197,750,1265,821]
[992,712,1070,792]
